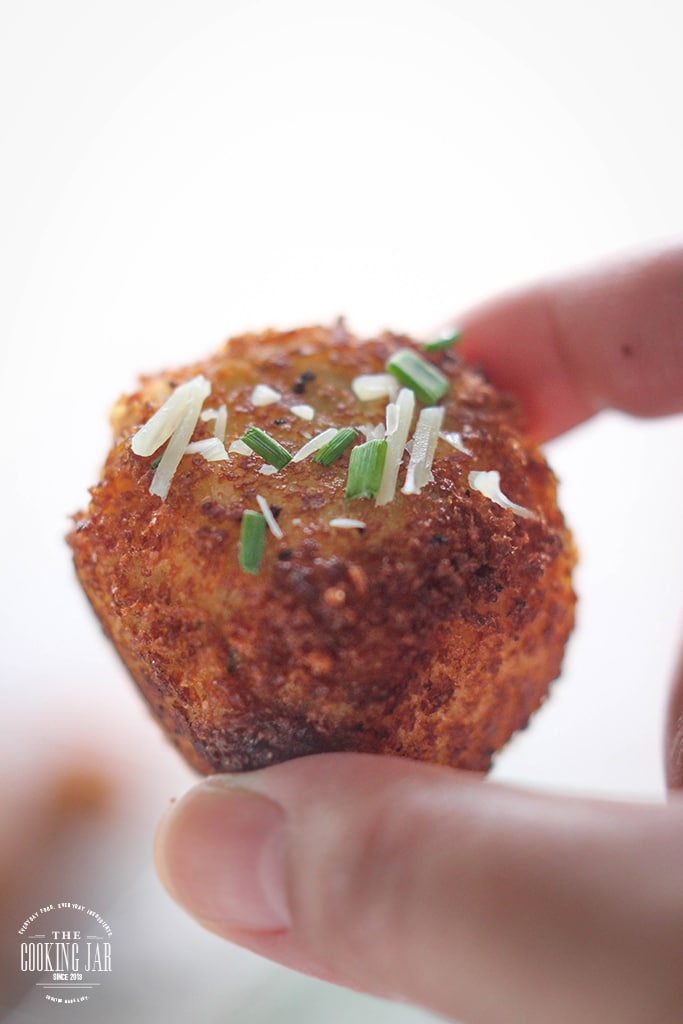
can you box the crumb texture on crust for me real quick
[69,324,576,774]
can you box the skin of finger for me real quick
[666,634,683,789]
[161,753,683,1024]
[457,247,683,442]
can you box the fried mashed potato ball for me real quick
[69,323,576,774]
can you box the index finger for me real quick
[456,247,683,442]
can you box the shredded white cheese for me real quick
[199,404,228,440]
[401,406,445,496]
[148,377,212,499]
[131,375,210,457]
[185,438,228,461]
[256,494,284,539]
[214,404,228,441]
[351,373,398,402]
[291,427,338,463]
[290,403,315,421]
[376,387,415,506]
[468,471,534,518]
[229,438,253,456]
[330,517,366,530]
[358,423,386,441]
[440,430,472,456]
[251,383,281,407]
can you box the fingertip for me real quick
[152,754,683,1024]
[154,780,292,933]
[456,287,593,442]
[452,247,683,439]
[153,795,180,899]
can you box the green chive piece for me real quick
[150,453,163,470]
[312,427,358,466]
[423,329,462,352]
[241,426,292,470]
[345,438,388,501]
[239,510,267,574]
[386,348,449,404]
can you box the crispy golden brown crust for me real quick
[69,323,576,774]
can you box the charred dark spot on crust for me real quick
[200,500,229,521]
[226,648,239,674]
[273,418,287,426]
[197,713,340,773]
[300,492,327,511]
[292,370,316,395]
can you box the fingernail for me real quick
[155,783,291,932]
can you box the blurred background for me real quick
[1,0,682,1021]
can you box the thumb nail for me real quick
[155,782,291,933]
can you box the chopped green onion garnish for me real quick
[423,329,462,352]
[312,427,358,466]
[150,453,163,470]
[241,426,292,470]
[386,348,449,404]
[239,510,267,574]
[345,438,388,500]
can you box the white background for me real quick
[1,1,682,1022]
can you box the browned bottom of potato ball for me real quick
[69,322,576,774]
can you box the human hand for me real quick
[154,249,683,1024]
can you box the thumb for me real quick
[155,753,683,1024]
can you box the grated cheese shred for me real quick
[213,404,228,441]
[358,423,386,441]
[131,375,210,457]
[468,471,534,519]
[291,403,315,421]
[440,431,472,456]
[256,494,284,539]
[376,387,415,506]
[351,373,398,402]
[251,384,281,407]
[401,406,445,496]
[199,404,228,440]
[291,427,338,463]
[229,438,253,456]
[147,377,211,499]
[185,438,228,461]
